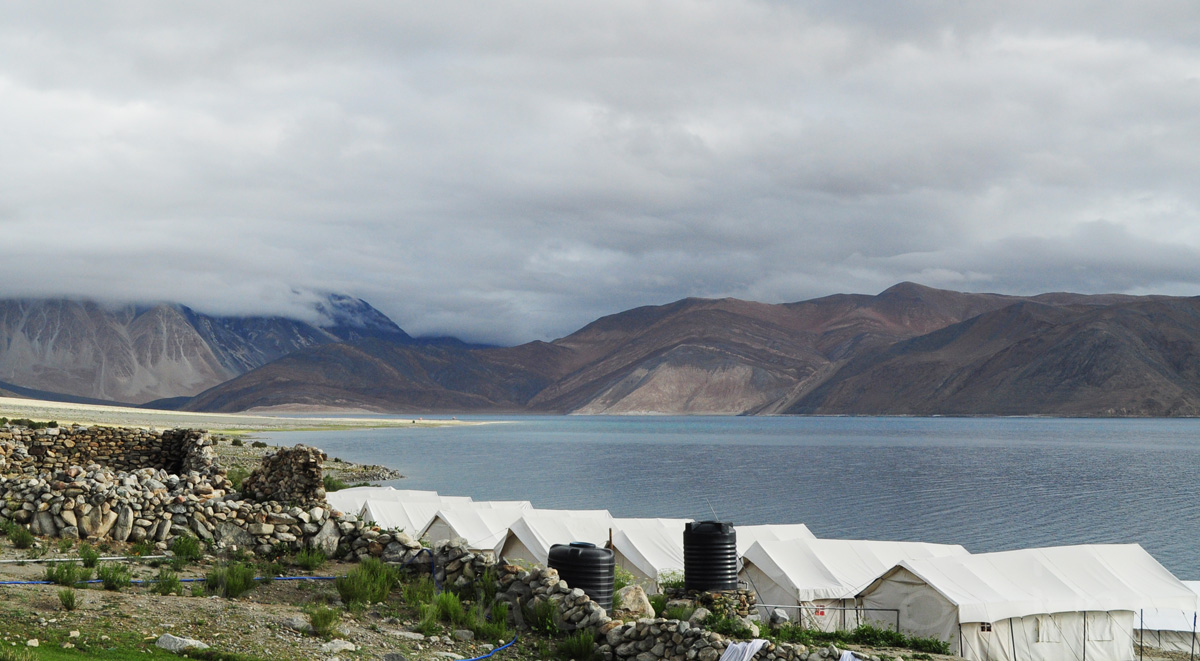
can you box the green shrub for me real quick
[414,603,442,636]
[522,597,559,635]
[649,593,668,617]
[472,602,509,643]
[78,542,101,568]
[258,560,286,585]
[322,475,370,492]
[8,524,34,549]
[170,534,203,569]
[206,562,258,598]
[702,613,753,639]
[230,438,244,447]
[306,606,342,638]
[251,441,267,448]
[658,568,685,591]
[907,636,952,655]
[403,574,437,606]
[97,562,132,591]
[226,466,250,490]
[45,561,91,587]
[152,567,182,596]
[294,547,327,571]
[191,582,206,597]
[58,588,77,612]
[613,565,635,595]
[335,557,397,607]
[130,540,155,556]
[663,605,695,621]
[433,590,470,626]
[556,630,598,661]
[57,538,74,553]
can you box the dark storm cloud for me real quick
[1,2,1198,344]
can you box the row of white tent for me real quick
[331,487,1200,661]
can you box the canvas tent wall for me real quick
[499,509,614,565]
[1135,580,1200,653]
[609,518,693,591]
[856,544,1197,661]
[420,506,531,555]
[739,538,968,631]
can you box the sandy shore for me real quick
[0,396,480,432]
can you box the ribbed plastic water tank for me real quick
[683,520,737,591]
[547,541,615,611]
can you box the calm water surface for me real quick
[258,417,1200,577]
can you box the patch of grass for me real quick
[170,534,203,569]
[322,475,370,492]
[414,603,443,636]
[556,630,598,661]
[658,568,684,592]
[306,605,341,638]
[402,574,437,606]
[58,587,77,611]
[45,561,91,586]
[335,557,398,607]
[151,567,182,596]
[97,562,132,591]
[57,538,74,553]
[129,540,155,557]
[649,593,668,617]
[8,523,34,549]
[257,560,286,585]
[79,542,101,568]
[294,547,327,571]
[907,635,952,655]
[206,562,259,598]
[0,647,37,661]
[613,565,634,595]
[473,601,510,643]
[767,623,952,655]
[702,613,753,639]
[663,604,695,621]
[522,597,559,636]
[433,590,470,626]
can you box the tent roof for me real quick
[1136,581,1200,632]
[502,509,614,564]
[419,506,530,554]
[610,518,693,581]
[360,499,463,534]
[735,524,816,555]
[744,538,969,602]
[325,488,450,514]
[863,544,1197,623]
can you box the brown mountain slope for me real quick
[787,297,1200,416]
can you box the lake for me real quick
[257,416,1200,578]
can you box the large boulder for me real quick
[155,634,209,652]
[613,585,655,619]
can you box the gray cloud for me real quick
[1,2,1199,344]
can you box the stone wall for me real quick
[0,426,211,476]
[240,445,326,506]
[0,422,370,558]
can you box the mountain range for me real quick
[2,283,1200,416]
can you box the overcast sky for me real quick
[2,2,1199,345]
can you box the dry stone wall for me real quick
[0,423,372,558]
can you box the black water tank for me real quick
[684,520,737,591]
[548,542,615,611]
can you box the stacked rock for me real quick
[240,445,327,506]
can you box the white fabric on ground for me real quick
[718,639,768,661]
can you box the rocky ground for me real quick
[211,434,404,484]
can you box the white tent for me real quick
[609,518,693,591]
[359,499,469,535]
[1135,580,1200,653]
[735,524,817,555]
[420,506,531,555]
[469,500,534,510]
[856,544,1197,661]
[325,487,451,515]
[499,509,614,566]
[740,538,969,631]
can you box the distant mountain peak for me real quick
[311,293,412,342]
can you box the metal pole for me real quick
[1011,619,1018,661]
[1083,613,1087,661]
[1140,610,1144,661]
[1190,612,1196,661]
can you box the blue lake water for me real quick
[257,416,1200,578]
